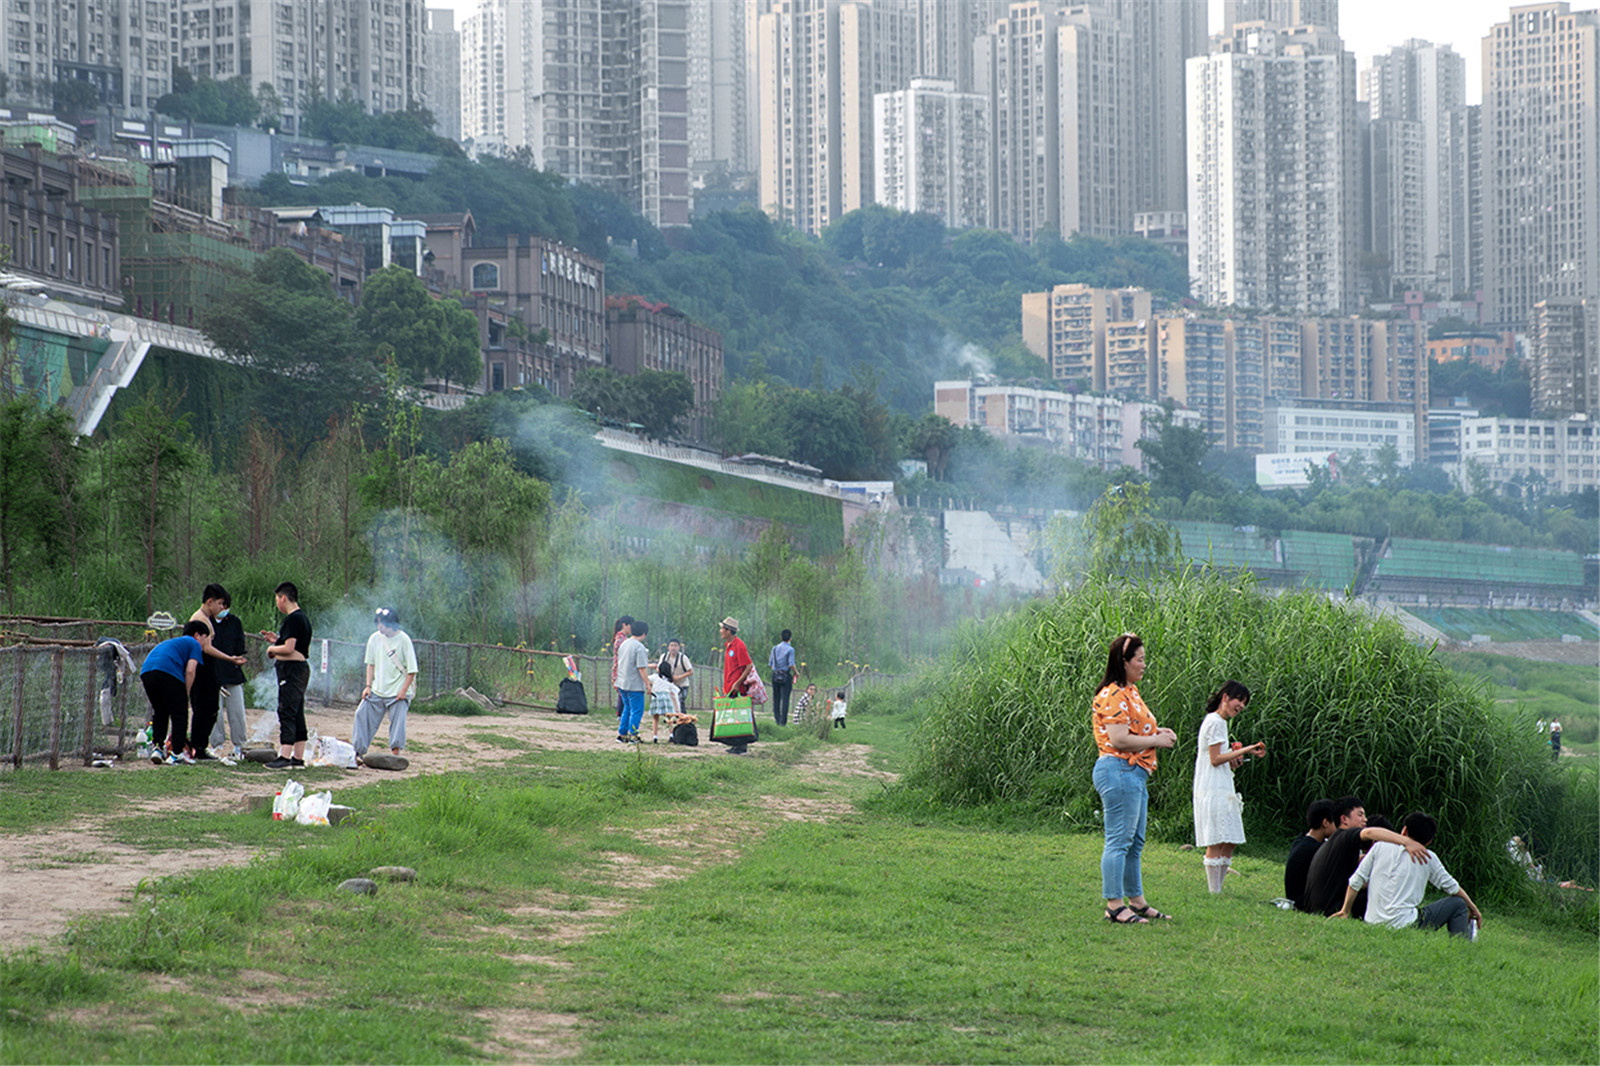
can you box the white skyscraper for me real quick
[756,0,913,235]
[1187,24,1360,314]
[460,0,691,228]
[425,9,461,142]
[1362,39,1466,295]
[1481,3,1600,332]
[874,77,989,228]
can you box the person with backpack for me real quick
[659,637,693,712]
[768,629,796,725]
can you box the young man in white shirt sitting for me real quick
[1330,811,1483,938]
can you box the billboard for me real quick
[1256,451,1338,489]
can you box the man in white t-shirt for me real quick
[1331,811,1483,937]
[353,607,418,761]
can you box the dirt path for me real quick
[0,701,889,967]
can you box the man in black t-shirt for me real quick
[262,581,313,770]
[1301,797,1429,916]
[1284,798,1336,908]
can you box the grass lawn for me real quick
[2,715,1596,1064]
[1441,650,1600,755]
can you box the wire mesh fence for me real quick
[0,617,734,770]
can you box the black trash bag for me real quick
[556,678,589,715]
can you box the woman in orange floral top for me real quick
[1092,632,1178,924]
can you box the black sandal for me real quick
[1130,903,1173,920]
[1105,905,1148,924]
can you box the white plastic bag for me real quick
[311,736,358,769]
[273,779,305,821]
[296,790,334,826]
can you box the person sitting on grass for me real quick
[1284,798,1337,908]
[1301,796,1429,917]
[1330,811,1483,938]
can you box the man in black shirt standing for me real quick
[262,582,312,770]
[1284,798,1336,908]
[1301,796,1429,916]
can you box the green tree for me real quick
[106,394,198,617]
[356,266,481,387]
[1045,481,1183,590]
[906,414,958,480]
[51,78,101,122]
[415,439,550,641]
[1136,404,1220,504]
[201,248,374,454]
[624,370,696,442]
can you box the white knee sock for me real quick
[1204,857,1227,893]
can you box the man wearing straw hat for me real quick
[717,617,755,754]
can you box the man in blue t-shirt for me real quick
[140,621,212,765]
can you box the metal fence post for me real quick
[81,648,97,767]
[48,650,64,770]
[11,648,25,769]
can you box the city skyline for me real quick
[428,0,1515,103]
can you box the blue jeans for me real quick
[618,690,645,738]
[1094,755,1148,900]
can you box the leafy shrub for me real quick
[897,571,1597,898]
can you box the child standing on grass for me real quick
[831,690,847,729]
[1192,680,1266,893]
[648,657,681,744]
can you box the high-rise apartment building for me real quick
[1481,3,1600,331]
[1362,40,1466,295]
[1106,0,1207,215]
[1,0,172,114]
[171,0,428,134]
[424,8,461,142]
[687,0,751,175]
[874,78,989,228]
[1021,283,1151,390]
[1221,0,1338,34]
[1057,6,1136,238]
[974,2,1061,241]
[1367,118,1428,295]
[757,0,913,234]
[1445,103,1483,298]
[1530,298,1598,417]
[460,0,690,228]
[910,0,1008,92]
[1187,24,1360,314]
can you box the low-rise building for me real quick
[0,139,122,310]
[1426,331,1515,372]
[1264,397,1419,467]
[934,378,1183,472]
[1456,414,1599,497]
[606,294,724,443]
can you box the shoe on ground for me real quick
[219,756,238,767]
[264,756,293,769]
[170,751,196,765]
[150,751,165,765]
[192,750,216,761]
[289,757,305,767]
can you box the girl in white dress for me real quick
[1193,680,1267,893]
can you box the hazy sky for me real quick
[431,0,1532,105]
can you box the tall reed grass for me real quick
[899,570,1598,902]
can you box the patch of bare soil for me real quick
[4,703,884,1061]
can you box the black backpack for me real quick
[669,721,698,746]
[556,677,588,715]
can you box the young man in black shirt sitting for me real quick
[1300,796,1429,917]
[1284,798,1336,908]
